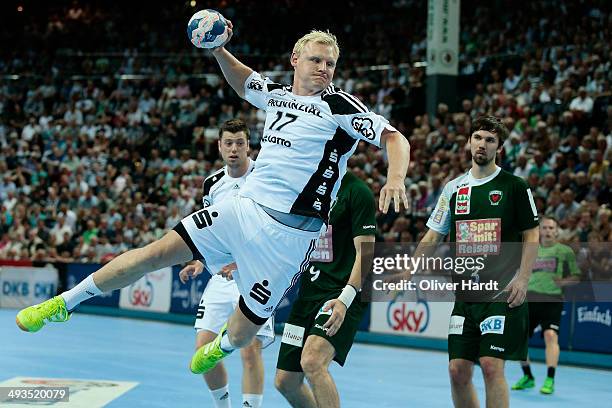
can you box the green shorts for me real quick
[276,294,365,371]
[448,301,529,362]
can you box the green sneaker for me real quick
[190,323,231,374]
[16,296,70,333]
[540,377,555,394]
[511,375,535,390]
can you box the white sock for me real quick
[242,394,263,408]
[61,274,102,310]
[209,384,231,408]
[219,331,236,353]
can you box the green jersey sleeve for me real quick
[349,180,377,238]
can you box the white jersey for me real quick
[202,159,255,283]
[240,71,395,220]
[202,159,255,208]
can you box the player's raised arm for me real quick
[187,12,253,98]
[211,45,253,99]
[208,19,251,99]
[379,129,410,213]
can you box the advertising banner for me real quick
[119,267,172,313]
[571,302,612,353]
[370,296,454,339]
[0,265,59,308]
[170,265,209,315]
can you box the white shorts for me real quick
[194,275,275,348]
[175,195,318,323]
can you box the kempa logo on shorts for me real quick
[261,135,292,147]
[490,345,505,352]
[480,315,505,334]
[264,305,274,313]
[192,209,218,229]
[249,280,272,305]
[314,323,329,332]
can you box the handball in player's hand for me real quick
[187,9,230,49]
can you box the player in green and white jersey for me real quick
[512,216,580,395]
[275,171,376,408]
[419,116,540,408]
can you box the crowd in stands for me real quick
[0,1,610,279]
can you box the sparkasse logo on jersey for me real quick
[455,186,471,214]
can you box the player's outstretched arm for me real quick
[210,22,253,99]
[379,129,410,214]
[347,235,377,292]
[323,235,375,336]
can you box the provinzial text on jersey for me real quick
[267,99,322,117]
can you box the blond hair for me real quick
[292,30,340,59]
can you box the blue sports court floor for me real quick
[1,309,610,407]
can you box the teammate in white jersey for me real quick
[16,27,410,379]
[179,119,273,408]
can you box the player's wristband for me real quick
[338,285,358,309]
